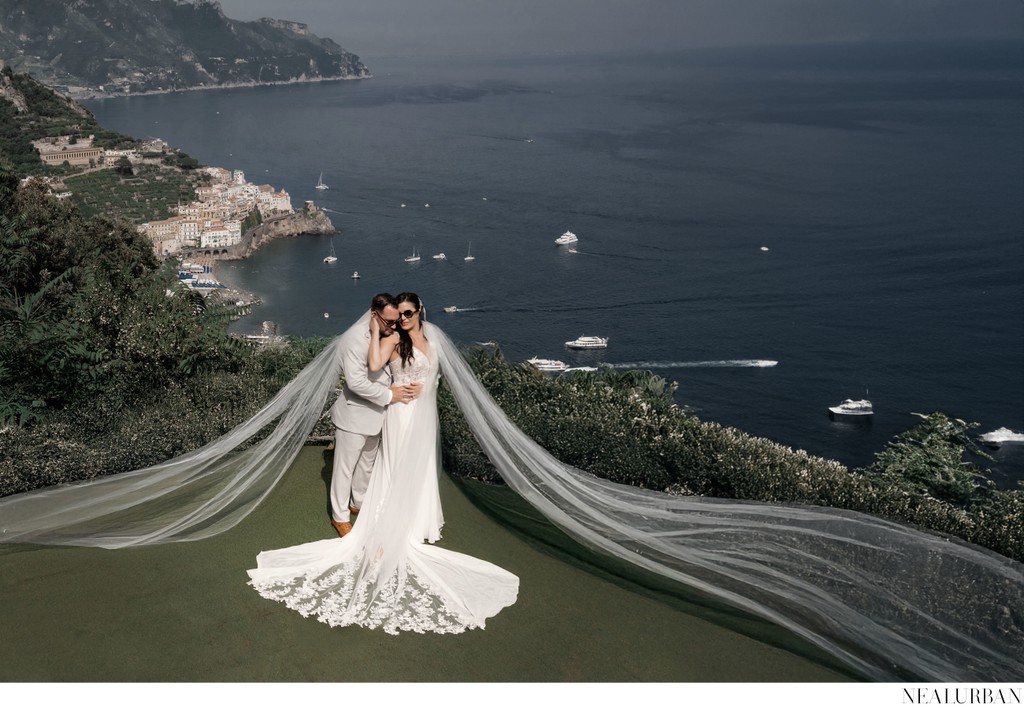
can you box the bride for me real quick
[247,293,519,634]
[0,300,1020,679]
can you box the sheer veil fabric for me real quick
[0,313,1020,678]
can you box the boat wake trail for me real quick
[470,133,534,143]
[603,360,778,369]
[568,249,663,263]
[980,427,1024,443]
[504,296,703,315]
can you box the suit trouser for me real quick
[330,428,380,523]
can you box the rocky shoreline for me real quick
[69,73,372,101]
[198,207,336,314]
[221,208,336,261]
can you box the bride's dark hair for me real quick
[395,292,423,367]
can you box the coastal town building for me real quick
[199,220,242,249]
[139,139,169,154]
[34,136,105,167]
[204,167,233,184]
[142,216,183,242]
[140,217,183,256]
[104,148,141,163]
[138,160,291,256]
[256,185,292,215]
[179,218,203,247]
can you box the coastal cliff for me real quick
[0,0,370,98]
[219,207,335,260]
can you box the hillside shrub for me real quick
[0,336,332,497]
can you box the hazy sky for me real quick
[214,0,1024,59]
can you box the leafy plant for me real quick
[861,412,995,505]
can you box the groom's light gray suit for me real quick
[328,324,393,523]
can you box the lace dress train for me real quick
[247,346,519,634]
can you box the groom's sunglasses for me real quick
[397,309,419,320]
[374,312,399,327]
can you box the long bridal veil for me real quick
[0,315,356,548]
[1,315,1021,680]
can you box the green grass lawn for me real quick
[0,446,849,682]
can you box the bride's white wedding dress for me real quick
[246,344,519,634]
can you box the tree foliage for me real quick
[0,160,247,424]
[114,155,133,176]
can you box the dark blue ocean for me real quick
[86,41,1024,484]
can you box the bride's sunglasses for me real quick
[397,309,419,320]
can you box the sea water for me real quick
[86,41,1024,483]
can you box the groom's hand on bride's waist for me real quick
[390,382,423,404]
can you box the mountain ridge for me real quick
[0,0,369,97]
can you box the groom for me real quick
[328,292,420,536]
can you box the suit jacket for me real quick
[329,325,393,436]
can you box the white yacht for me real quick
[323,238,338,264]
[555,230,578,245]
[315,171,329,190]
[464,242,475,261]
[433,253,447,260]
[526,357,568,372]
[444,306,459,313]
[828,399,874,420]
[351,271,360,279]
[565,335,608,349]
[404,247,420,263]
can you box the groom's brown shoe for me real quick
[349,505,360,516]
[331,519,353,537]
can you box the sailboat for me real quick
[323,238,338,264]
[404,246,420,263]
[315,171,329,190]
[464,242,476,261]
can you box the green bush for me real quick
[0,336,333,497]
[862,412,996,505]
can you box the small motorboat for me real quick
[351,272,360,279]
